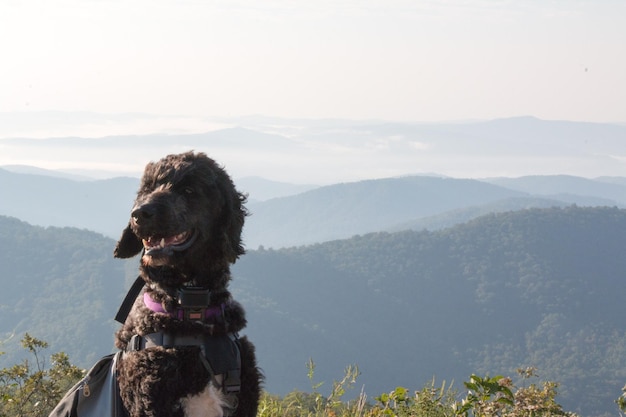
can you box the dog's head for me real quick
[114,152,247,285]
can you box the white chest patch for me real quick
[180,383,226,417]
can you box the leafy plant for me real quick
[258,358,364,417]
[454,368,577,417]
[374,380,456,417]
[616,384,626,413]
[0,334,84,417]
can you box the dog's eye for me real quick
[184,187,194,195]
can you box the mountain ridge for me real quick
[2,116,626,181]
[2,168,626,249]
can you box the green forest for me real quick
[1,206,626,416]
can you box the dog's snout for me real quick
[132,204,157,224]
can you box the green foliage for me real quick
[455,368,577,417]
[616,384,626,413]
[258,360,456,417]
[455,374,514,416]
[258,362,582,417]
[0,342,618,417]
[0,334,83,417]
[373,382,456,417]
[259,359,363,417]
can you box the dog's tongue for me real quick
[144,232,188,249]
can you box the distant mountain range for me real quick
[1,167,625,248]
[2,115,626,182]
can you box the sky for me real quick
[1,0,625,182]
[1,0,625,125]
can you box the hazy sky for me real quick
[1,0,625,124]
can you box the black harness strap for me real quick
[115,276,145,324]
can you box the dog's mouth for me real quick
[142,230,197,256]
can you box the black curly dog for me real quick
[114,151,261,417]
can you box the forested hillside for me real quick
[1,207,626,416]
[0,217,130,365]
[233,206,626,417]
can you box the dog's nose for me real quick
[132,204,157,224]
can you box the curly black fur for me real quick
[114,152,262,417]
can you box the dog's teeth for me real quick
[160,238,166,248]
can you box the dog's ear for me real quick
[114,223,144,258]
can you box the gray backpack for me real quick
[48,351,126,417]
